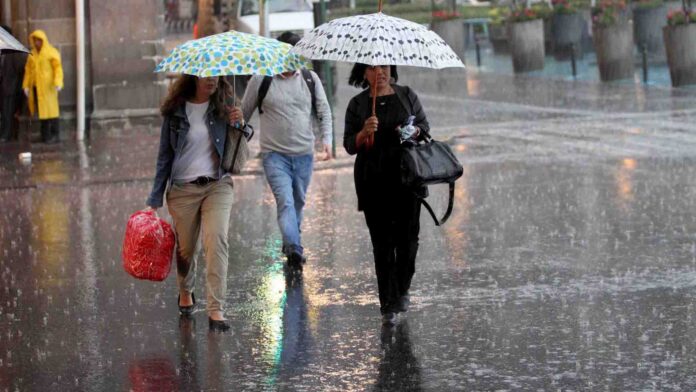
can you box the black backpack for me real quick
[256,69,318,119]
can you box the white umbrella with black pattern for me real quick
[291,9,463,119]
[291,12,464,69]
[0,27,29,53]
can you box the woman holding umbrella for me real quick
[145,75,252,332]
[150,30,307,332]
[343,64,430,327]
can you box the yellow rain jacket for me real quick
[22,30,63,119]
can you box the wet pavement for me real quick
[2,64,696,391]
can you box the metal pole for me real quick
[570,44,577,78]
[318,0,335,157]
[642,45,648,83]
[76,0,86,140]
[475,39,481,67]
[3,0,11,27]
[259,0,269,37]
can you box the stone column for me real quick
[88,0,166,132]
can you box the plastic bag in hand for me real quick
[398,115,417,142]
[122,209,175,281]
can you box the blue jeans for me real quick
[262,151,314,256]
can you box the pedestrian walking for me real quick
[236,31,333,273]
[0,26,27,142]
[145,75,252,332]
[22,30,63,143]
[343,64,429,327]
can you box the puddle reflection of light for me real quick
[32,159,70,184]
[633,79,646,110]
[615,158,637,208]
[622,158,637,170]
[444,166,470,266]
[626,127,643,135]
[260,260,287,387]
[466,78,481,97]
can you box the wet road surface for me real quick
[1,67,696,390]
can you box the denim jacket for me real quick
[146,103,252,208]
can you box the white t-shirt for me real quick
[171,101,218,182]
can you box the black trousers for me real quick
[0,97,19,141]
[363,190,421,314]
[40,118,59,143]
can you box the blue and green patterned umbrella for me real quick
[155,31,310,77]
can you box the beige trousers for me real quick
[166,177,234,314]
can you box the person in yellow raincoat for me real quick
[22,30,63,143]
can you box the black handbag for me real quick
[400,132,463,226]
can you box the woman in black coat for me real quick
[343,64,429,326]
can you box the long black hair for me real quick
[348,63,398,89]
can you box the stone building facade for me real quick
[3,0,166,135]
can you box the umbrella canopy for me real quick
[291,12,464,69]
[155,30,311,77]
[0,27,29,53]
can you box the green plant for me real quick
[667,8,696,25]
[552,0,578,13]
[508,5,543,22]
[632,0,664,10]
[592,0,628,27]
[488,6,510,25]
[532,2,554,18]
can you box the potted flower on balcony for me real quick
[663,1,696,86]
[507,4,546,72]
[633,0,667,55]
[591,0,634,81]
[551,0,585,59]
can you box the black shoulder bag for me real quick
[394,88,463,226]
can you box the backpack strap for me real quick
[301,69,318,119]
[257,70,318,118]
[256,76,273,114]
[417,182,455,226]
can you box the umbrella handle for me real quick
[232,75,236,107]
[371,72,377,117]
[368,71,377,147]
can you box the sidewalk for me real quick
[5,43,696,391]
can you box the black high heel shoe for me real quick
[209,318,231,332]
[178,292,196,316]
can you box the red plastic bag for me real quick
[122,209,175,281]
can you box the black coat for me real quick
[1,52,27,98]
[343,84,429,211]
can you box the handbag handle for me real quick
[417,182,455,226]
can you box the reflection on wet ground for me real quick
[1,67,696,390]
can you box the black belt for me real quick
[188,176,218,186]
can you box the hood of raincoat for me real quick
[28,30,58,57]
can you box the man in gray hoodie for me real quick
[237,31,333,273]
